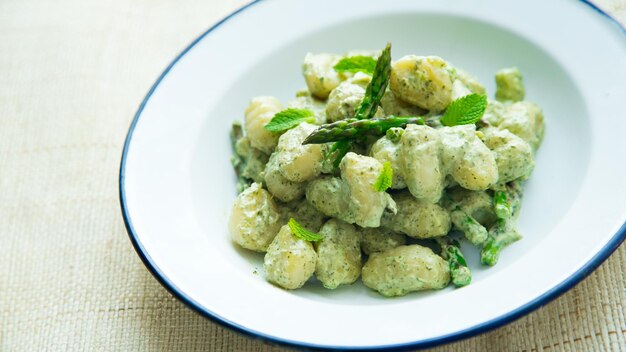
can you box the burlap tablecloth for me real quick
[1,0,625,350]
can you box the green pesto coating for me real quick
[315,219,362,289]
[362,245,450,297]
[359,227,407,255]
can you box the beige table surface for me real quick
[1,1,625,351]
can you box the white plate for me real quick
[120,0,626,349]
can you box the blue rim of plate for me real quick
[119,1,626,350]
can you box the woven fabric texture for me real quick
[0,0,624,351]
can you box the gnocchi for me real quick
[315,219,362,289]
[264,224,317,289]
[228,45,545,296]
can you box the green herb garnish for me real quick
[288,218,323,242]
[440,93,487,127]
[264,108,315,132]
[373,161,393,192]
[333,55,377,75]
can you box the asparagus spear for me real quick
[437,237,472,287]
[450,210,489,245]
[230,122,251,193]
[481,181,524,265]
[354,43,392,120]
[493,190,511,219]
[322,140,351,171]
[303,116,425,144]
[480,219,522,266]
[320,43,392,169]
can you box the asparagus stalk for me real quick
[481,181,524,265]
[320,43,392,169]
[480,219,522,266]
[303,116,425,145]
[493,190,511,219]
[229,122,251,193]
[322,140,351,171]
[354,43,392,120]
[450,210,489,245]
[437,237,472,287]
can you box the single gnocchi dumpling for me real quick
[400,124,445,203]
[439,125,499,191]
[264,224,317,290]
[369,134,406,189]
[244,96,283,154]
[275,122,325,182]
[302,53,343,99]
[362,245,450,297]
[325,72,384,122]
[325,80,366,122]
[390,55,455,112]
[499,101,545,151]
[360,227,407,255]
[482,127,535,183]
[228,182,283,252]
[340,152,397,228]
[263,152,305,202]
[382,192,451,239]
[305,176,351,221]
[454,136,499,191]
[315,219,362,289]
[495,67,525,102]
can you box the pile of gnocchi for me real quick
[228,47,544,297]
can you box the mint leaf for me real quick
[373,161,393,192]
[354,43,392,120]
[333,56,377,75]
[264,108,315,132]
[440,94,487,127]
[288,218,323,242]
